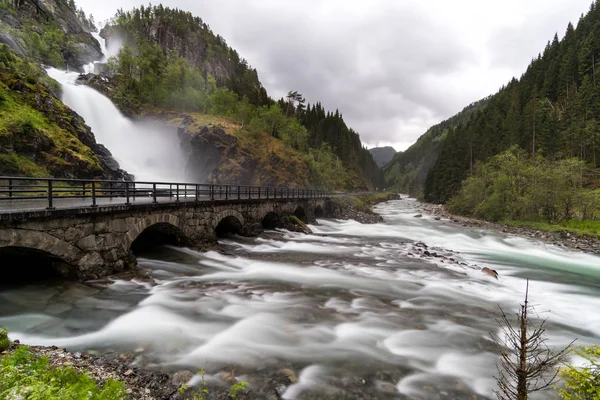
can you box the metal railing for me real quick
[0,176,329,211]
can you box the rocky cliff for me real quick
[0,0,102,71]
[0,43,127,179]
[141,110,311,186]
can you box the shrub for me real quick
[0,326,10,351]
[0,346,127,399]
[559,345,600,399]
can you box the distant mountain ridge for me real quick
[384,97,490,197]
[369,146,397,167]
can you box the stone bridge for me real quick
[0,198,329,281]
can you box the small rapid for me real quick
[2,198,599,399]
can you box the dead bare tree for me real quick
[490,279,574,400]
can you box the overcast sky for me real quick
[79,0,593,151]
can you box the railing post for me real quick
[195,184,199,202]
[225,185,229,200]
[82,183,86,198]
[258,187,261,199]
[8,178,12,198]
[109,182,113,199]
[210,184,214,201]
[153,183,157,203]
[46,180,54,210]
[237,185,241,200]
[266,187,269,199]
[274,187,277,199]
[91,181,97,207]
[125,182,130,204]
[176,184,180,202]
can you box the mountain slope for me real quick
[425,1,600,203]
[384,98,489,196]
[0,1,127,179]
[97,5,383,189]
[369,146,397,167]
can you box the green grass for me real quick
[1,327,126,400]
[0,44,103,177]
[504,219,600,238]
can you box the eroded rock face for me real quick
[1,0,103,71]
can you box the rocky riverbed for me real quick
[418,202,600,255]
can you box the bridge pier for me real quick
[0,198,329,281]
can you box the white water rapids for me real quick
[2,199,599,399]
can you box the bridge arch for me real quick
[125,213,189,249]
[261,212,280,230]
[0,229,82,282]
[314,205,324,218]
[214,215,244,237]
[210,209,245,231]
[293,205,308,223]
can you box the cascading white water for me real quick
[46,68,190,182]
[83,32,124,74]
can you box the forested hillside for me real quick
[425,1,600,204]
[99,5,383,189]
[384,98,489,196]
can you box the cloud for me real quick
[80,0,593,150]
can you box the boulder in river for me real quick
[481,267,498,279]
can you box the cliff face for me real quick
[0,44,127,179]
[141,111,311,187]
[0,0,102,71]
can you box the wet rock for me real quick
[414,214,423,218]
[172,370,194,387]
[481,267,498,279]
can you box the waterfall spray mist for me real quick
[47,68,190,182]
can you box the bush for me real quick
[559,345,600,399]
[0,346,127,400]
[0,326,10,351]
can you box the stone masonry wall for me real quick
[0,199,324,280]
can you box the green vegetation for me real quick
[559,345,600,399]
[0,326,10,351]
[0,346,126,400]
[0,44,104,177]
[505,219,600,238]
[0,0,94,69]
[384,97,489,197]
[100,4,382,190]
[406,1,600,205]
[179,368,248,400]
[330,192,390,214]
[448,146,599,224]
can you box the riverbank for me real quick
[419,203,600,255]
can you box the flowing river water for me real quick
[2,198,600,399]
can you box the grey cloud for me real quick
[82,0,595,150]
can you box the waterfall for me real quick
[46,68,190,182]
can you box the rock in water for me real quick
[481,267,498,279]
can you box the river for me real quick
[1,198,599,399]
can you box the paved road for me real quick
[0,193,314,213]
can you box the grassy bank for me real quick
[504,219,600,238]
[330,192,391,214]
[0,328,127,399]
